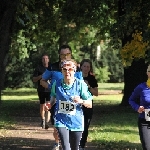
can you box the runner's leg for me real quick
[56,127,70,150]
[38,92,46,128]
[51,104,60,149]
[45,92,51,129]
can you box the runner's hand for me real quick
[45,103,51,110]
[40,79,48,88]
[73,96,83,104]
[138,106,145,113]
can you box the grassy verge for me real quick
[98,83,124,91]
[90,94,142,149]
[0,88,38,129]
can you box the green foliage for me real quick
[5,42,60,88]
[111,0,150,66]
[100,41,124,82]
[4,0,120,88]
[94,66,110,83]
[5,30,35,88]
[5,58,34,88]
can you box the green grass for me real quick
[0,84,142,149]
[90,93,142,149]
[98,83,124,91]
[0,88,38,129]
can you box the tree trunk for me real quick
[118,0,147,106]
[120,59,148,106]
[0,0,17,101]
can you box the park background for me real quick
[0,0,150,149]
[0,0,150,105]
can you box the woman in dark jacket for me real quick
[79,59,98,150]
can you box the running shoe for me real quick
[41,119,45,129]
[52,143,60,150]
[45,122,49,129]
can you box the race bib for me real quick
[145,109,150,121]
[58,100,76,115]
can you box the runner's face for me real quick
[62,67,75,80]
[147,65,150,78]
[42,55,49,65]
[81,62,90,74]
[59,48,71,60]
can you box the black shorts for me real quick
[82,100,93,119]
[37,91,50,104]
[50,104,56,125]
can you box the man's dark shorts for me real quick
[38,91,50,104]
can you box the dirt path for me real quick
[0,90,121,150]
[0,116,99,150]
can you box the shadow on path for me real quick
[0,102,98,150]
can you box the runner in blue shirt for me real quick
[45,59,93,150]
[40,45,83,150]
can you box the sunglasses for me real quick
[62,68,74,72]
[60,53,71,57]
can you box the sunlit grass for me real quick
[2,95,38,100]
[94,94,123,102]
[89,93,142,149]
[98,83,124,91]
[3,88,37,92]
[2,88,38,100]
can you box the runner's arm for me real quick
[40,69,52,89]
[32,67,42,82]
[50,96,56,106]
[80,80,93,108]
[33,75,42,82]
[40,79,48,88]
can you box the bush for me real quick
[94,66,110,83]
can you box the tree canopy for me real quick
[112,0,150,66]
[1,0,150,105]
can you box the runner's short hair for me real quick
[58,45,72,54]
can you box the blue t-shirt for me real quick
[51,78,93,131]
[129,82,150,118]
[42,61,83,89]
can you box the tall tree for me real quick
[0,0,18,101]
[112,0,150,105]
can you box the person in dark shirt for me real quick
[33,54,51,129]
[79,59,98,150]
